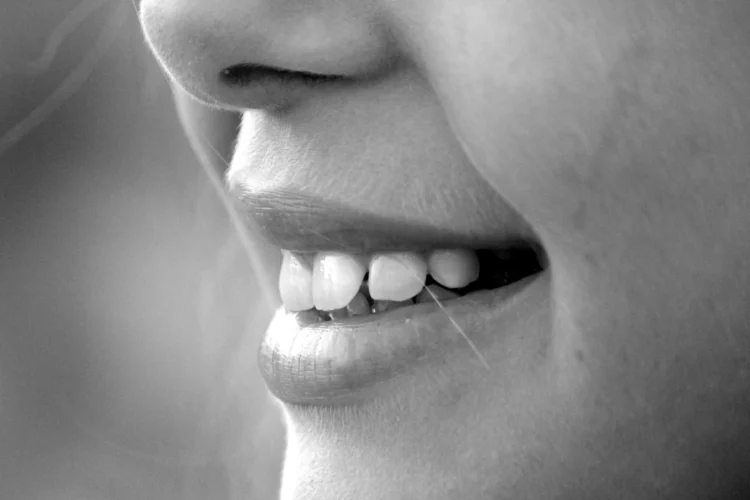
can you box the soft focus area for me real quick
[0,2,284,499]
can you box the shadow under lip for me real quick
[258,271,549,407]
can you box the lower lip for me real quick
[258,271,549,406]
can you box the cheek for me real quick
[413,0,750,409]
[398,1,638,250]
[420,0,749,267]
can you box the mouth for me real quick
[258,240,549,406]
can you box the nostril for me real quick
[140,0,397,110]
[219,63,345,88]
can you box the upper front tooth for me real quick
[279,251,314,311]
[312,252,367,311]
[427,249,479,289]
[368,252,427,301]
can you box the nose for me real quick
[139,0,397,110]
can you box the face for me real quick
[139,0,750,498]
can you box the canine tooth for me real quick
[427,249,480,289]
[346,293,371,316]
[416,284,460,304]
[279,251,314,311]
[312,252,367,311]
[368,252,427,301]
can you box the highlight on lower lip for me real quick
[258,273,547,406]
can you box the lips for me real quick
[237,188,548,406]
[228,186,539,253]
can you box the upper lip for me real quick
[228,186,536,253]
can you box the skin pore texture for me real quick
[139,0,750,498]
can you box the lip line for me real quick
[258,270,548,406]
[229,185,540,253]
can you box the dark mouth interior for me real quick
[316,243,546,322]
[220,63,344,87]
[451,245,546,295]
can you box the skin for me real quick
[139,0,750,498]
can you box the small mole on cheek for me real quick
[575,349,585,363]
[583,252,600,269]
[684,132,718,158]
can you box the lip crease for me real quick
[258,271,548,406]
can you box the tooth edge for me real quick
[279,251,314,311]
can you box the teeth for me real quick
[371,299,414,314]
[346,292,371,316]
[415,284,460,304]
[279,248,478,314]
[327,308,350,321]
[426,249,479,289]
[279,251,314,311]
[368,252,427,302]
[312,252,368,311]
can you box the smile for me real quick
[258,224,548,406]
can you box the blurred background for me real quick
[1,1,285,498]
